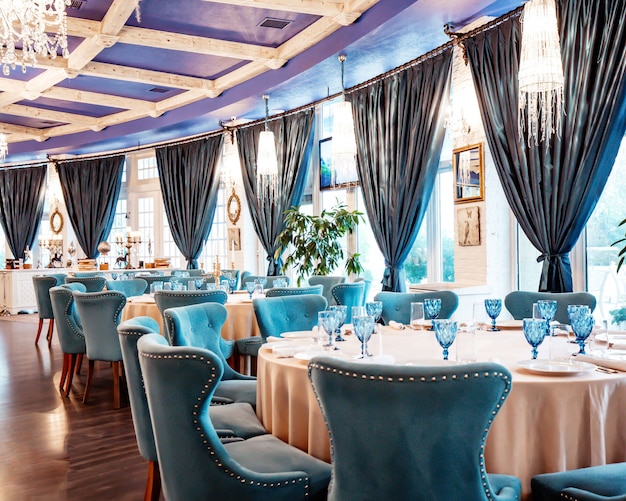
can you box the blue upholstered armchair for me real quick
[163,303,257,407]
[137,333,331,501]
[532,463,626,501]
[504,291,597,324]
[308,275,346,306]
[374,290,459,325]
[73,290,126,408]
[65,275,106,292]
[105,278,148,297]
[265,284,323,297]
[331,282,366,322]
[49,284,86,397]
[32,273,66,347]
[308,358,521,501]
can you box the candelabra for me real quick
[114,229,142,269]
[212,254,222,285]
[39,235,63,268]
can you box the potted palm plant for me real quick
[274,202,364,286]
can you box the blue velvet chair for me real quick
[153,289,232,359]
[117,317,267,501]
[353,277,372,302]
[138,333,331,501]
[49,283,86,397]
[532,463,626,501]
[234,295,328,376]
[73,290,126,408]
[265,284,323,297]
[374,290,459,325]
[164,303,257,407]
[238,270,252,290]
[32,273,66,347]
[504,291,597,324]
[308,275,346,306]
[308,358,521,501]
[331,282,366,322]
[106,278,148,297]
[65,275,106,292]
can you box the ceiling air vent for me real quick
[148,87,170,94]
[68,0,85,10]
[258,18,292,30]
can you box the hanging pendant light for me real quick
[256,95,279,196]
[331,54,358,186]
[518,0,564,145]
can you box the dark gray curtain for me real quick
[464,0,626,292]
[0,164,47,259]
[56,156,124,259]
[352,50,453,292]
[155,135,223,269]
[237,108,315,275]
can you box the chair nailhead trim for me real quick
[139,350,311,494]
[308,362,512,501]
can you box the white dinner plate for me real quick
[516,359,596,376]
[282,330,317,339]
[595,333,626,350]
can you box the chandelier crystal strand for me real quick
[0,133,7,161]
[518,0,564,145]
[0,0,71,75]
[331,54,358,186]
[256,95,279,201]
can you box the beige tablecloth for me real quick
[256,327,626,500]
[121,293,260,341]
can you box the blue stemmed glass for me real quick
[245,281,255,299]
[329,305,348,342]
[523,318,548,359]
[319,310,340,351]
[567,305,591,324]
[537,299,557,336]
[353,315,375,359]
[424,298,442,331]
[484,299,502,332]
[194,278,204,291]
[570,311,594,354]
[433,319,458,360]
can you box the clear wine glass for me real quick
[570,311,594,354]
[329,305,348,342]
[424,298,441,330]
[245,281,255,299]
[484,299,502,332]
[523,318,548,359]
[433,319,458,360]
[254,278,267,295]
[353,315,375,359]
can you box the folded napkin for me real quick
[388,321,405,330]
[271,345,301,358]
[573,351,626,372]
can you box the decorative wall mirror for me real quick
[50,209,64,234]
[227,188,241,224]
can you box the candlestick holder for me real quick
[212,255,221,285]
[114,230,142,269]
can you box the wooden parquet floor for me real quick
[0,316,157,501]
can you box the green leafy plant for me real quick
[274,202,364,286]
[612,218,626,272]
[609,306,626,326]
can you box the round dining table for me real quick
[256,324,626,500]
[121,292,260,341]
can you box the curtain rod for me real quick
[2,4,524,167]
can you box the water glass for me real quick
[149,281,163,295]
[353,315,375,358]
[570,311,594,354]
[329,305,348,342]
[424,298,442,330]
[433,319,458,360]
[351,306,366,323]
[567,304,591,323]
[410,302,425,330]
[456,322,476,363]
[318,311,339,351]
[194,278,205,291]
[365,301,383,323]
[245,281,256,299]
[484,299,502,332]
[254,278,267,294]
[523,318,548,359]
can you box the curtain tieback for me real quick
[537,253,567,263]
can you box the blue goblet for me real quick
[318,310,340,351]
[484,299,502,332]
[570,311,594,354]
[245,281,255,299]
[567,304,591,324]
[523,318,548,359]
[433,319,458,360]
[329,305,348,342]
[537,299,557,337]
[353,315,375,359]
[424,298,442,331]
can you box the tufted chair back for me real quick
[138,333,331,501]
[32,274,67,346]
[331,282,366,323]
[253,295,328,342]
[374,291,459,325]
[308,358,521,501]
[106,278,148,297]
[265,285,323,297]
[308,276,346,306]
[65,275,106,292]
[504,291,596,324]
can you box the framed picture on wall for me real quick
[319,137,359,190]
[453,143,484,204]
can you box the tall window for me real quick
[108,199,128,266]
[137,197,154,265]
[137,155,158,180]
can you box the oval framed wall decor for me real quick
[50,209,64,234]
[227,189,241,224]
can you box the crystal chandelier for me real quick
[518,0,564,145]
[0,0,71,76]
[256,94,279,197]
[0,133,7,161]
[331,54,358,186]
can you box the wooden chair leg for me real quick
[75,353,83,375]
[112,361,121,409]
[46,319,54,348]
[144,460,161,501]
[35,319,44,345]
[59,353,69,393]
[65,354,78,397]
[83,359,95,404]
